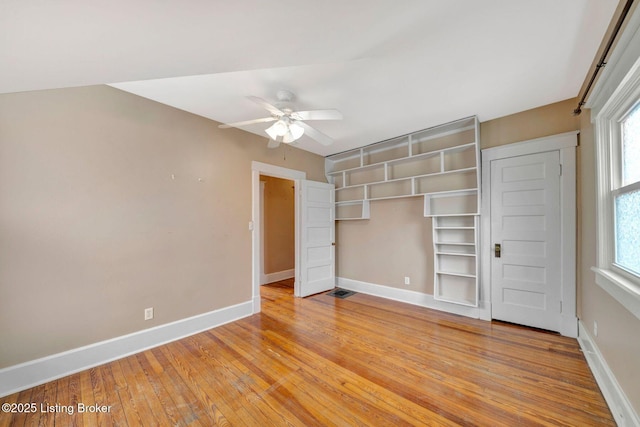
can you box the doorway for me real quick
[260,175,295,286]
[250,161,336,313]
[251,162,306,313]
[480,132,578,337]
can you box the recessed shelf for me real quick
[434,241,475,246]
[434,227,475,230]
[435,251,476,257]
[436,271,476,278]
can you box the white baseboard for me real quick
[578,321,639,427]
[262,268,295,285]
[0,300,253,398]
[252,295,261,314]
[337,277,481,319]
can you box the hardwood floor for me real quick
[0,279,614,426]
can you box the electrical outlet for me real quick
[144,307,154,321]
[593,320,598,337]
[404,276,410,286]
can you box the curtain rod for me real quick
[574,0,636,115]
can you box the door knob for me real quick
[494,243,501,258]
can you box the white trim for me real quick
[251,161,306,181]
[592,267,640,321]
[481,131,578,161]
[262,268,295,285]
[0,300,253,398]
[578,321,640,427]
[337,277,482,319]
[260,180,266,285]
[587,6,640,116]
[481,132,578,337]
[251,161,306,313]
[559,144,578,338]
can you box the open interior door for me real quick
[296,180,335,297]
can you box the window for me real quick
[589,25,640,320]
[614,104,640,277]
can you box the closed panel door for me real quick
[297,180,335,297]
[490,151,562,331]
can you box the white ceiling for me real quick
[1,1,618,156]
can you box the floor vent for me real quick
[327,289,356,299]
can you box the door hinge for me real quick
[559,164,563,176]
[560,301,562,312]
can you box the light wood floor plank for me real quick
[0,279,615,426]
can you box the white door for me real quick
[296,180,335,297]
[490,151,562,332]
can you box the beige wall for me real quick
[261,176,295,274]
[0,85,325,368]
[480,98,580,149]
[336,197,433,292]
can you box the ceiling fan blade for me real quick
[296,121,333,146]
[247,96,284,117]
[291,109,343,121]
[218,117,276,129]
[267,137,281,149]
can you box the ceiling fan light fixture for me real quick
[288,122,304,140]
[265,118,304,143]
[265,119,287,139]
[282,131,295,144]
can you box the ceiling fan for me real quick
[218,90,342,148]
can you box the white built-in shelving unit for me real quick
[325,116,480,307]
[432,215,479,306]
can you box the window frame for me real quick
[611,102,640,280]
[589,34,640,320]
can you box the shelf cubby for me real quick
[336,201,370,220]
[412,127,475,155]
[424,190,478,217]
[437,254,476,276]
[347,164,385,186]
[415,169,477,195]
[443,144,477,171]
[368,179,412,200]
[336,185,365,203]
[362,136,410,165]
[326,151,361,173]
[434,274,477,307]
[388,152,440,180]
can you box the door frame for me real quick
[480,132,578,337]
[251,161,306,314]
